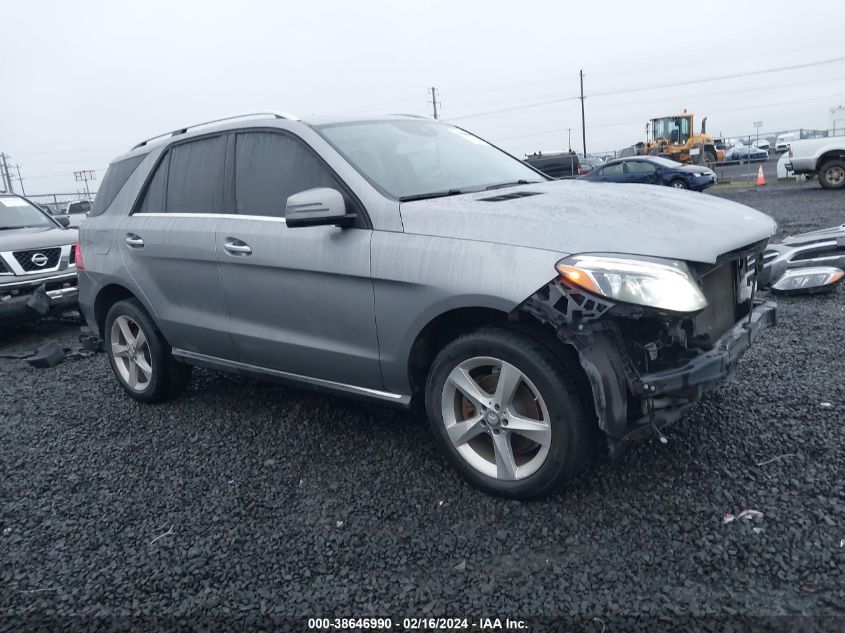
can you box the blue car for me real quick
[578,156,717,191]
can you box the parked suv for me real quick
[0,194,78,321]
[78,113,777,499]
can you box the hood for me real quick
[675,164,713,174]
[0,225,77,251]
[399,180,776,264]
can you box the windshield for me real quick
[0,196,54,229]
[315,120,544,200]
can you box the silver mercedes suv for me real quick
[77,113,777,498]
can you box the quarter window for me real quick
[234,132,339,218]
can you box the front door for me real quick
[216,130,382,389]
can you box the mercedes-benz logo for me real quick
[31,252,49,267]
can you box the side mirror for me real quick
[285,188,356,228]
[55,215,71,228]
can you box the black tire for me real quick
[105,298,192,402]
[818,159,845,190]
[670,178,688,190]
[703,150,717,168]
[424,327,595,499]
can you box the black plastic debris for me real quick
[26,340,66,368]
[25,284,50,316]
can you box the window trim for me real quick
[130,131,228,216]
[231,127,371,229]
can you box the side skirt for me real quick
[171,348,412,407]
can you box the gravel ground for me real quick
[1,182,844,630]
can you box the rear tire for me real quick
[424,327,595,499]
[818,159,845,190]
[105,299,192,402]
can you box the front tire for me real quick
[670,179,688,189]
[424,327,595,499]
[818,159,845,190]
[105,299,192,402]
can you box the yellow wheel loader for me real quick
[634,111,723,167]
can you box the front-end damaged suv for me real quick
[78,113,777,499]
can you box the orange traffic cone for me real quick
[756,164,766,186]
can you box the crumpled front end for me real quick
[519,243,776,449]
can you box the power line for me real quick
[450,56,845,121]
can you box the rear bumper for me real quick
[0,272,78,321]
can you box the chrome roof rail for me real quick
[131,112,300,150]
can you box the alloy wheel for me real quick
[110,314,153,391]
[440,356,552,481]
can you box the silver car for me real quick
[78,113,777,498]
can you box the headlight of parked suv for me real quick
[556,255,708,313]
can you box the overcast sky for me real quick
[2,0,844,196]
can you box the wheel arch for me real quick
[818,149,845,169]
[93,283,145,338]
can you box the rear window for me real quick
[90,155,145,216]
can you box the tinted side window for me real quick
[235,132,336,218]
[166,136,226,213]
[137,152,170,213]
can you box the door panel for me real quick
[216,218,381,389]
[120,215,236,359]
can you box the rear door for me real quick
[120,134,236,359]
[215,130,381,389]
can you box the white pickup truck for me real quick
[786,137,845,189]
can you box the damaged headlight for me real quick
[556,255,708,313]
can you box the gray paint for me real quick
[399,180,776,264]
[79,115,777,401]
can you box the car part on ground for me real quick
[770,266,844,294]
[0,194,79,322]
[760,224,845,293]
[78,113,776,498]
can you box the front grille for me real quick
[0,257,8,274]
[13,248,61,272]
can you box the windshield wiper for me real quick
[485,179,541,191]
[398,189,467,202]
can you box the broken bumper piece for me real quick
[636,300,777,398]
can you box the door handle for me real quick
[224,238,252,255]
[125,234,144,248]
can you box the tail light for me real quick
[74,240,84,270]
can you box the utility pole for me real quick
[566,128,572,152]
[579,70,587,158]
[428,86,440,120]
[14,164,26,195]
[0,153,13,193]
[74,169,96,200]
